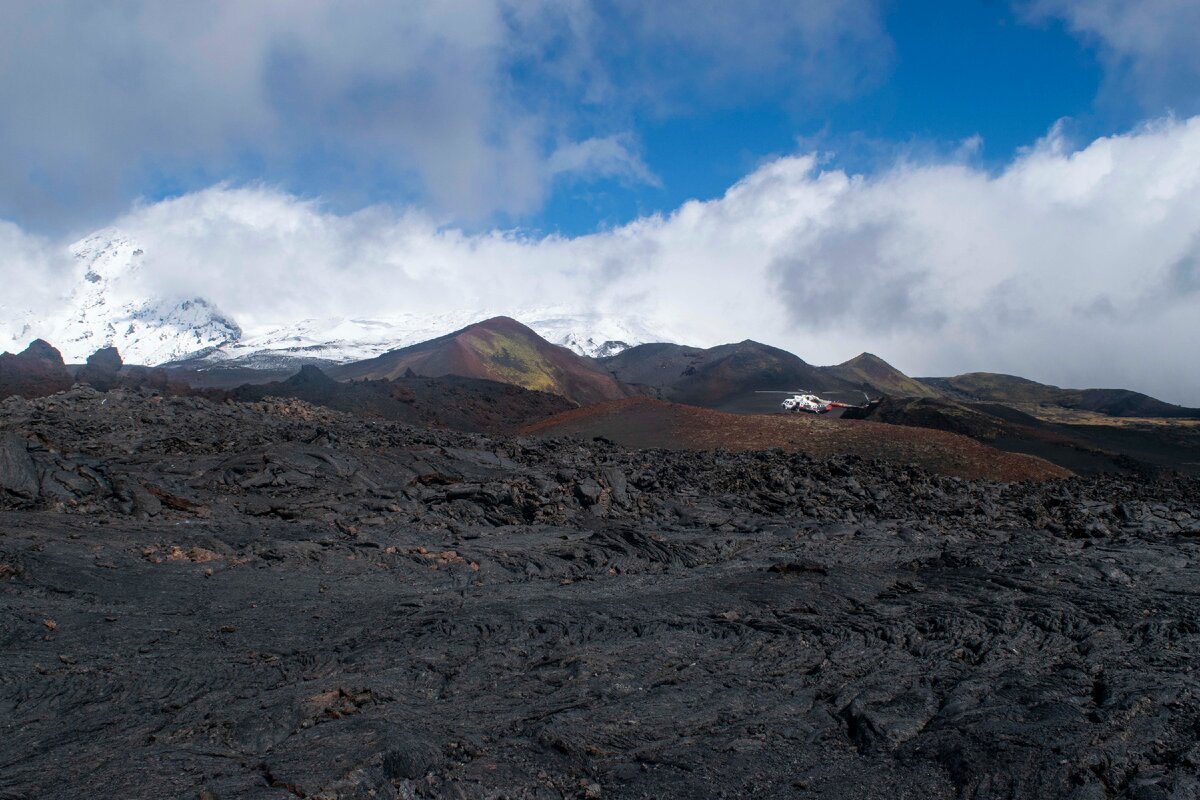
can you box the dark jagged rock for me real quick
[0,339,72,399]
[85,345,123,373]
[0,387,1198,799]
[0,342,197,399]
[18,339,62,364]
[0,432,38,500]
[271,362,336,391]
[75,346,124,391]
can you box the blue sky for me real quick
[542,0,1119,235]
[544,2,1113,234]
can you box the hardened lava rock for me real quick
[1,388,1199,799]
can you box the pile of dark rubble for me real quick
[3,387,1200,800]
[2,386,1198,539]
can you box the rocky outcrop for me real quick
[0,339,72,399]
[74,346,124,391]
[0,432,39,501]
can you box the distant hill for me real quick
[600,340,859,411]
[593,342,710,389]
[845,394,1200,477]
[819,352,942,399]
[920,372,1200,418]
[331,316,631,406]
[841,395,1063,448]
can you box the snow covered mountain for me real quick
[200,310,664,368]
[1,230,242,365]
[2,228,669,367]
[523,315,663,359]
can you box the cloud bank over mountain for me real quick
[3,115,1200,404]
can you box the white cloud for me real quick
[1024,0,1200,113]
[4,116,1200,404]
[0,223,66,336]
[0,0,885,229]
[0,1,638,227]
[546,136,661,188]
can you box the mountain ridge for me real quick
[4,226,1194,417]
[821,352,942,399]
[600,340,862,412]
[2,229,669,368]
[921,372,1200,418]
[7,230,244,365]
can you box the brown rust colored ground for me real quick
[523,398,1071,481]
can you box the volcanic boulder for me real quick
[0,340,73,399]
[76,346,124,391]
[0,433,39,500]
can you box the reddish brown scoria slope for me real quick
[522,398,1071,481]
[332,317,630,406]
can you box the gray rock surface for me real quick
[0,432,38,500]
[1,387,1198,799]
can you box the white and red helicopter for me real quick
[757,390,878,415]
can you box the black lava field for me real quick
[3,387,1200,799]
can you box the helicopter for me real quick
[755,389,878,415]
